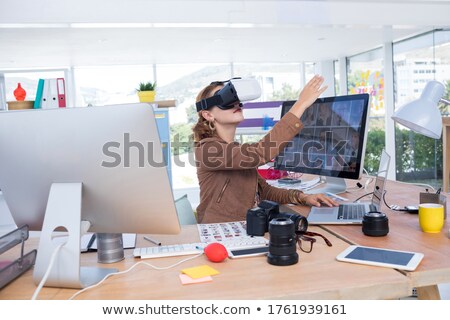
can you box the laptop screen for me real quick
[371,150,391,208]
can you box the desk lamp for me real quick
[392,81,450,139]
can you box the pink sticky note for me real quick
[179,274,213,285]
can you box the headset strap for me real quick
[195,95,223,112]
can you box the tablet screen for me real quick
[345,247,415,266]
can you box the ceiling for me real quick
[1,0,449,69]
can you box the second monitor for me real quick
[274,93,370,194]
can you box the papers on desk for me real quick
[198,221,250,243]
[179,274,212,285]
[181,265,220,279]
[179,265,219,285]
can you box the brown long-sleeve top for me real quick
[194,112,304,223]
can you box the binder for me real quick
[40,79,59,109]
[57,78,66,108]
[34,79,44,109]
[47,78,59,108]
[41,79,50,108]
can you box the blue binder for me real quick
[33,79,44,109]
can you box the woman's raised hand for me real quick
[289,75,328,118]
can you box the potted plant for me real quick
[136,81,157,103]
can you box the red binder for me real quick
[57,78,66,108]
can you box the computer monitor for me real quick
[274,93,370,194]
[0,104,181,288]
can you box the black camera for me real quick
[246,200,308,236]
[267,218,299,266]
[362,211,389,236]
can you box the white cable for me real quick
[364,176,374,190]
[392,179,436,192]
[31,242,65,300]
[364,167,436,192]
[68,253,204,300]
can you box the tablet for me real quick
[336,245,424,271]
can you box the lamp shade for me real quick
[392,81,444,139]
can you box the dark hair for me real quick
[192,83,223,142]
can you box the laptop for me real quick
[307,150,391,224]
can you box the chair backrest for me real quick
[175,194,197,225]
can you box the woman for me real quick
[193,75,338,223]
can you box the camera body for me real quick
[246,200,308,236]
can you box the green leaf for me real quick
[137,81,157,91]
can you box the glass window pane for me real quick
[435,31,450,115]
[74,65,154,107]
[304,62,316,83]
[233,63,302,101]
[334,60,340,95]
[4,70,65,102]
[347,48,385,174]
[393,30,450,188]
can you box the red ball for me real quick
[204,243,228,263]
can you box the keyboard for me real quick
[338,204,377,220]
[133,237,269,259]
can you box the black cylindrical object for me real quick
[362,211,389,237]
[276,212,308,233]
[267,218,298,266]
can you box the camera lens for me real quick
[362,211,389,236]
[267,218,299,266]
[276,212,308,233]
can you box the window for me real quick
[2,70,66,102]
[393,30,450,188]
[333,60,340,95]
[233,63,302,101]
[74,65,154,107]
[347,48,385,174]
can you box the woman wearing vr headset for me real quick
[193,75,338,223]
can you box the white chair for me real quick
[175,194,197,225]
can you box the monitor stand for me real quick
[33,183,118,289]
[304,176,347,195]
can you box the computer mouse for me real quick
[204,243,228,263]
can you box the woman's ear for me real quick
[201,110,214,122]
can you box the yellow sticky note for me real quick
[181,265,220,279]
[179,274,213,285]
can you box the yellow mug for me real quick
[419,203,444,233]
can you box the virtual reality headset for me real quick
[196,78,261,112]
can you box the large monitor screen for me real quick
[0,104,182,289]
[274,93,370,180]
